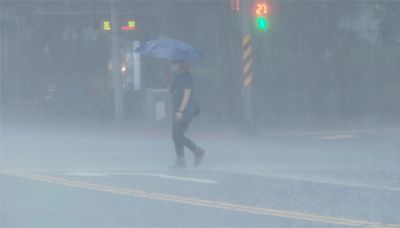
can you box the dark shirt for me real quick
[171,70,194,113]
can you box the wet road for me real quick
[1,125,400,227]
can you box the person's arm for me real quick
[178,89,192,113]
[175,88,191,122]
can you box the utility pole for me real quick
[110,1,123,122]
[241,0,255,133]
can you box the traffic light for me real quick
[103,21,111,31]
[103,19,136,32]
[257,17,268,31]
[253,1,269,32]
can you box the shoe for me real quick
[170,158,186,168]
[194,147,205,167]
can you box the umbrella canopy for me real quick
[134,39,203,61]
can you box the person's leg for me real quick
[172,120,185,159]
[183,137,198,152]
[180,118,205,166]
[178,117,197,152]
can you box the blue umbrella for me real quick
[134,39,203,61]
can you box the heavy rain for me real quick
[1,0,400,227]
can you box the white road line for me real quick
[266,128,400,137]
[63,171,111,177]
[315,134,356,140]
[60,171,218,184]
[109,172,218,184]
[2,168,171,173]
[209,168,400,193]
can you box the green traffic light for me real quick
[257,17,268,31]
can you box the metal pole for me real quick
[241,0,254,132]
[111,1,123,121]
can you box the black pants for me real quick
[172,117,198,159]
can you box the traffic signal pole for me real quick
[241,0,255,133]
[111,1,124,122]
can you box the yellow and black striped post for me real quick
[240,0,254,131]
[242,35,253,87]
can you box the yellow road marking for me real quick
[2,171,399,228]
[106,172,218,184]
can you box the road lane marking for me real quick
[315,134,356,140]
[5,168,399,191]
[266,128,400,137]
[62,171,218,184]
[64,172,111,177]
[1,168,171,173]
[211,168,400,193]
[109,172,218,184]
[2,171,399,228]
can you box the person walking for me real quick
[134,39,205,168]
[170,60,205,168]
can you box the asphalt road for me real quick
[1,124,400,227]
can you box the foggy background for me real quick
[1,1,400,227]
[1,0,400,132]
